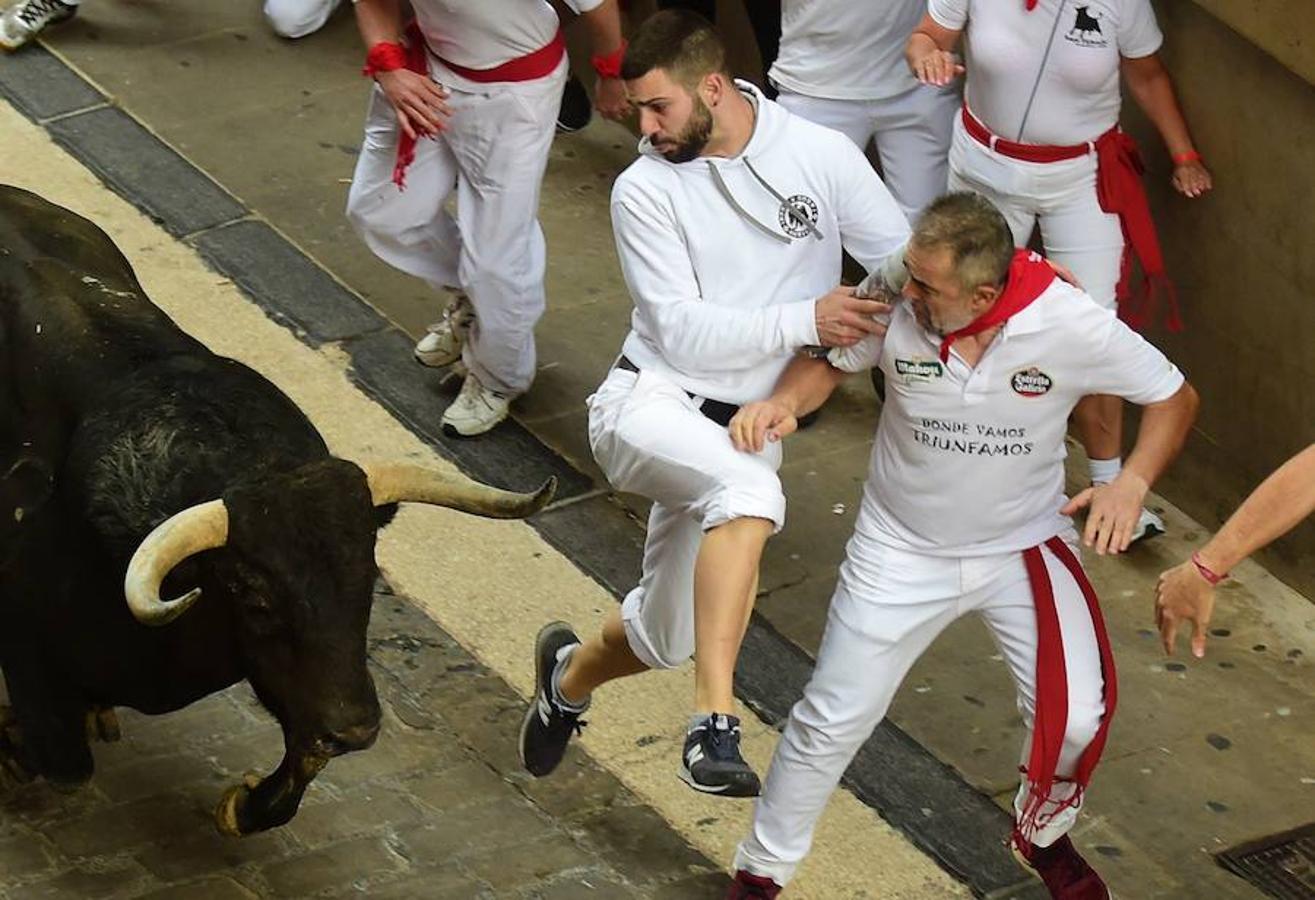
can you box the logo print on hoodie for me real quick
[778,194,820,239]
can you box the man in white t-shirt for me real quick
[771,0,959,220]
[346,0,627,436]
[906,0,1212,547]
[724,192,1198,899]
[517,10,910,798]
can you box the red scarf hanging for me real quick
[1015,537,1118,850]
[937,249,1056,363]
[1095,130,1183,333]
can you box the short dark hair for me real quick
[911,192,1015,292]
[620,10,730,91]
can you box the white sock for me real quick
[549,644,589,713]
[1088,457,1122,485]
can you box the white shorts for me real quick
[587,367,786,669]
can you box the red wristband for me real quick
[363,41,409,77]
[1191,551,1228,585]
[1172,150,1202,165]
[591,40,627,80]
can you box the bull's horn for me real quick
[123,500,229,626]
[361,463,556,519]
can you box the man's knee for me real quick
[264,0,335,38]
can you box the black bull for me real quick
[0,185,554,835]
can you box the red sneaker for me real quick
[1019,835,1110,899]
[725,869,783,899]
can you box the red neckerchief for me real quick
[937,249,1055,363]
[1026,0,1038,8]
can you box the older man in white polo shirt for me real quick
[724,192,1198,899]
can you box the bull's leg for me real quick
[215,750,327,836]
[84,707,121,743]
[0,666,93,789]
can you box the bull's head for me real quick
[120,459,554,835]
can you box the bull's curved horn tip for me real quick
[533,476,558,509]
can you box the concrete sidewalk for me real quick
[2,2,1313,897]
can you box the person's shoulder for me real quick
[611,156,674,207]
[1034,279,1119,339]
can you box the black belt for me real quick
[616,355,741,428]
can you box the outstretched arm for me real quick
[729,356,849,453]
[1122,53,1212,198]
[1156,444,1315,657]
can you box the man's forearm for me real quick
[771,356,847,418]
[1123,383,1199,489]
[1125,57,1197,158]
[1197,444,1315,574]
[578,0,624,56]
[354,0,405,48]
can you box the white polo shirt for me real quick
[928,0,1163,144]
[770,0,926,101]
[415,0,601,91]
[611,83,910,406]
[830,279,1184,555]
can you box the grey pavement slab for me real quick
[0,44,104,121]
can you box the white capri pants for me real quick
[263,0,341,38]
[346,62,565,395]
[735,530,1108,887]
[587,367,787,670]
[948,113,1124,309]
[777,84,959,222]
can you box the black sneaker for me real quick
[518,621,587,777]
[679,713,760,797]
[556,75,593,133]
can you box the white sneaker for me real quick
[1129,507,1165,545]
[440,371,510,437]
[0,0,77,50]
[413,293,474,368]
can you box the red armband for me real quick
[591,40,627,80]
[363,41,409,77]
[1171,150,1203,165]
[1191,551,1228,586]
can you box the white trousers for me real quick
[346,66,564,395]
[735,531,1107,886]
[948,115,1124,309]
[587,368,786,669]
[776,85,959,222]
[263,0,341,38]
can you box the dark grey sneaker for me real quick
[679,713,760,797]
[518,621,586,777]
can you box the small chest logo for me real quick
[778,194,820,239]
[895,358,944,383]
[1064,6,1108,48]
[1011,367,1053,397]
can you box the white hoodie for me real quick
[610,82,910,406]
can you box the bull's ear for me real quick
[372,502,399,531]
[1,456,55,524]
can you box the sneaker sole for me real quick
[413,348,463,369]
[1128,521,1165,546]
[676,766,761,798]
[440,412,508,438]
[517,622,579,776]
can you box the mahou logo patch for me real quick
[1011,367,1053,397]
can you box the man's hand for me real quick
[730,400,798,453]
[910,49,964,86]
[815,286,891,348]
[376,69,452,141]
[1061,472,1148,555]
[1155,561,1215,658]
[594,76,629,120]
[1171,160,1212,199]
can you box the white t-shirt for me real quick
[928,0,1163,144]
[415,0,600,91]
[610,83,910,406]
[830,280,1184,555]
[771,0,927,101]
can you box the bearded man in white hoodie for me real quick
[518,10,911,797]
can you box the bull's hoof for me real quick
[85,708,121,743]
[214,772,263,837]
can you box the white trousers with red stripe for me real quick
[734,529,1106,887]
[947,114,1125,310]
[345,62,565,395]
[776,84,959,222]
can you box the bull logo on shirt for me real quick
[1065,6,1108,48]
[778,194,820,239]
[1011,367,1054,397]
